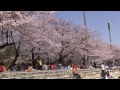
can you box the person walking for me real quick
[101,62,105,79]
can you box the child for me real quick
[106,70,114,79]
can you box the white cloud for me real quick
[48,11,57,14]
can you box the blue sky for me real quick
[56,11,120,46]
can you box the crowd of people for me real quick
[100,62,115,79]
[1,60,120,79]
[0,58,98,73]
[0,60,78,72]
[0,61,81,79]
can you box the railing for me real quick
[0,70,71,79]
[0,69,103,79]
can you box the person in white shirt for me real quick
[68,65,72,70]
[101,62,105,78]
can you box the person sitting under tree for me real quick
[27,64,33,72]
[72,64,81,79]
[0,62,7,72]
[104,70,115,79]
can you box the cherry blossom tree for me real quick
[14,11,58,68]
[1,11,120,69]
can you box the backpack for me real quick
[0,66,4,72]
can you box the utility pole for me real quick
[108,21,112,44]
[83,11,90,69]
[83,11,86,26]
[108,21,114,66]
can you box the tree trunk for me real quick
[86,56,90,69]
[31,47,35,69]
[66,59,72,66]
[58,58,63,64]
[9,42,20,69]
[31,52,35,69]
[9,51,19,69]
[83,56,86,66]
[6,30,8,44]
